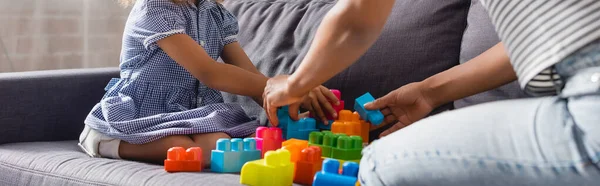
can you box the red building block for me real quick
[164,147,203,172]
[255,127,284,158]
[295,146,323,185]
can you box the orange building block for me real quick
[282,139,309,162]
[295,146,323,185]
[331,110,369,143]
[164,147,203,172]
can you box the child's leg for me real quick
[119,132,230,166]
[190,132,231,166]
[119,135,196,164]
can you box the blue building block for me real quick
[313,158,359,186]
[210,138,261,173]
[354,93,384,125]
[278,106,319,140]
[316,120,333,130]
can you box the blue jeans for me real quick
[359,43,600,186]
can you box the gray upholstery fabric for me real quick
[222,0,470,129]
[455,0,529,108]
[0,68,119,145]
[0,141,267,186]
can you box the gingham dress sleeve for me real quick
[218,4,239,45]
[134,0,187,50]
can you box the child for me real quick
[78,0,339,166]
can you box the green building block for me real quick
[331,135,362,160]
[308,131,346,158]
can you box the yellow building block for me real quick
[240,149,295,186]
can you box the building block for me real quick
[240,149,295,186]
[313,159,359,186]
[331,110,361,136]
[310,89,345,120]
[278,106,319,140]
[210,138,261,173]
[316,120,333,130]
[281,139,309,162]
[255,127,283,158]
[164,147,203,172]
[356,111,370,144]
[354,93,384,125]
[331,135,362,160]
[308,131,346,158]
[336,159,360,170]
[294,146,323,185]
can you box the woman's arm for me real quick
[157,34,267,98]
[422,42,517,107]
[286,0,396,97]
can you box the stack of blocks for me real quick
[331,110,370,143]
[164,147,203,172]
[308,131,362,167]
[255,127,283,158]
[313,159,359,186]
[278,106,319,140]
[240,149,295,186]
[282,139,324,185]
[210,138,261,173]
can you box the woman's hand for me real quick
[263,75,339,126]
[263,75,305,126]
[364,82,438,137]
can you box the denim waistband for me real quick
[554,39,600,97]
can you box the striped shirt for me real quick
[479,0,600,96]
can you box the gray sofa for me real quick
[0,0,527,185]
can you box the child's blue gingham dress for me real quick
[84,0,260,144]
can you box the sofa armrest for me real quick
[0,68,119,144]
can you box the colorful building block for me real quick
[164,147,203,172]
[332,110,361,136]
[310,89,345,120]
[308,131,344,158]
[308,131,363,160]
[354,93,384,125]
[316,120,333,130]
[331,135,362,160]
[282,139,309,162]
[278,106,319,140]
[255,127,283,158]
[210,138,261,173]
[295,146,323,185]
[332,111,370,143]
[313,159,359,186]
[240,149,295,186]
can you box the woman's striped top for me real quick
[479,0,600,96]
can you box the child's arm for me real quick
[157,34,267,99]
[220,42,340,122]
[220,42,267,104]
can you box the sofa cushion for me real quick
[0,141,284,186]
[222,0,470,129]
[455,0,529,109]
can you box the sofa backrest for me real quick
[222,0,471,127]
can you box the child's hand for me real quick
[300,86,340,123]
